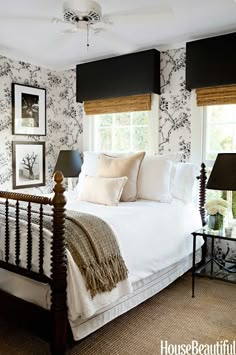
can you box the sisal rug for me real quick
[0,273,235,355]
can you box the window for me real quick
[203,104,236,165]
[83,94,159,153]
[93,111,150,152]
[203,104,236,217]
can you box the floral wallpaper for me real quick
[0,48,191,195]
[0,55,83,193]
[159,48,191,161]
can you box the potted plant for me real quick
[204,199,228,231]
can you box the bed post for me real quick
[199,163,207,226]
[50,171,68,355]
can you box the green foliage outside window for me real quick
[222,191,236,218]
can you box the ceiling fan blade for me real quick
[0,15,53,24]
[0,44,42,64]
[104,4,173,17]
[108,13,173,25]
[62,26,78,34]
[63,0,88,12]
[104,6,174,25]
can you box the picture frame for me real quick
[12,141,46,189]
[12,83,46,136]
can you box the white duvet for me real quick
[0,196,203,337]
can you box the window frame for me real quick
[83,94,159,154]
[191,90,236,166]
[93,111,151,153]
[202,105,236,167]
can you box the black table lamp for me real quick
[207,153,236,224]
[54,150,82,191]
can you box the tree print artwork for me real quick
[12,142,45,189]
[21,152,38,180]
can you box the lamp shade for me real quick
[54,150,82,177]
[206,153,236,190]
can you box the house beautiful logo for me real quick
[160,340,236,355]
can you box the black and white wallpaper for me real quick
[0,47,192,192]
[159,48,191,161]
[0,55,83,193]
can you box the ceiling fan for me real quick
[54,0,111,37]
[0,0,173,50]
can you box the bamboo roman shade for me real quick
[196,85,236,106]
[84,94,152,115]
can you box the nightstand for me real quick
[191,228,236,297]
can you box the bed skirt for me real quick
[0,249,201,341]
[71,249,201,340]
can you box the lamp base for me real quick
[67,178,74,192]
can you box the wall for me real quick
[159,48,191,161]
[0,47,191,193]
[0,56,83,193]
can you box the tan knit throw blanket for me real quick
[0,203,128,297]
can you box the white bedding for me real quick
[0,196,203,339]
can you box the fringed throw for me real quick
[0,203,128,297]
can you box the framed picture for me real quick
[12,141,45,189]
[12,83,46,136]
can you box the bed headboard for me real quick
[198,163,207,226]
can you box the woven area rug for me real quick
[0,273,235,354]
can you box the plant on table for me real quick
[204,199,228,231]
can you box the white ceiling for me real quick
[0,0,236,70]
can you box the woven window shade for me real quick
[196,85,236,106]
[84,94,151,115]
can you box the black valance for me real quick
[76,49,160,102]
[186,32,236,90]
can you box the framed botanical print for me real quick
[12,141,46,189]
[12,83,46,136]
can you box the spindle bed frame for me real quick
[0,165,207,354]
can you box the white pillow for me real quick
[157,152,183,195]
[172,163,198,203]
[158,152,182,163]
[78,176,128,206]
[74,151,101,192]
[138,156,173,203]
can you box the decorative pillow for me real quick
[74,151,130,192]
[138,156,173,203]
[97,152,145,202]
[172,163,198,203]
[78,176,128,206]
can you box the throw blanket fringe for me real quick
[82,256,128,297]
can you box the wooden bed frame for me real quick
[0,164,207,354]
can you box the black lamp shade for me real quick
[206,153,236,190]
[54,150,82,177]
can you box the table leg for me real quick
[192,234,196,298]
[211,237,215,277]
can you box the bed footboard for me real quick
[198,162,207,226]
[50,172,68,355]
[0,171,68,355]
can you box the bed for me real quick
[0,155,207,355]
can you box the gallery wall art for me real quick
[12,141,45,189]
[0,55,83,193]
[12,83,46,136]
